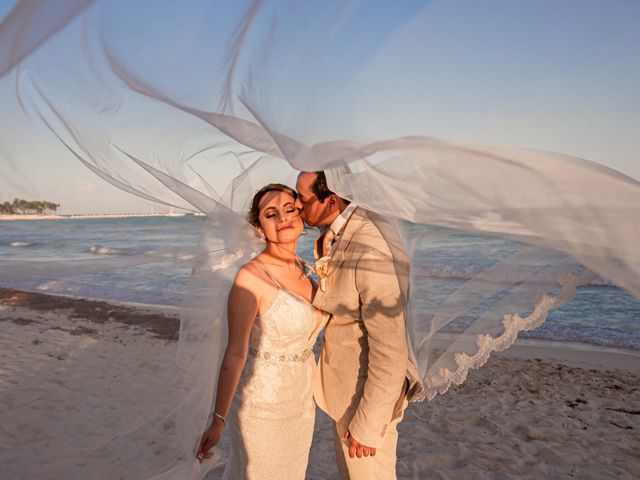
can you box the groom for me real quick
[296,171,422,479]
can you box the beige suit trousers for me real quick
[332,398,407,480]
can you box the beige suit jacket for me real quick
[312,207,423,447]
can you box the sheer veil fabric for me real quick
[1,1,639,478]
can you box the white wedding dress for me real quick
[222,263,327,480]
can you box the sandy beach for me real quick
[1,288,638,479]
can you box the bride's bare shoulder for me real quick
[233,259,270,291]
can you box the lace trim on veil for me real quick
[421,270,598,401]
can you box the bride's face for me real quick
[257,190,304,243]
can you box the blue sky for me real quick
[1,0,638,213]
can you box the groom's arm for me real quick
[349,245,409,448]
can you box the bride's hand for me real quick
[196,418,224,463]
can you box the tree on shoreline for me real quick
[0,198,60,215]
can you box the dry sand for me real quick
[1,288,638,479]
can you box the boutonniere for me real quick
[313,255,331,292]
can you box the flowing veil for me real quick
[1,1,639,478]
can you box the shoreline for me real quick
[0,287,180,342]
[430,332,640,373]
[0,212,204,221]
[1,286,638,372]
[0,288,183,316]
[495,337,640,372]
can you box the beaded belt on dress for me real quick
[249,347,313,362]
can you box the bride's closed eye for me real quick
[266,208,296,218]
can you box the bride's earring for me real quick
[256,228,266,241]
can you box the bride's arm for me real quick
[197,267,259,461]
[213,268,260,420]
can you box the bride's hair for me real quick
[248,183,298,228]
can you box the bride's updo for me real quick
[248,183,298,228]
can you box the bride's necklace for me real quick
[264,252,311,279]
[293,257,312,279]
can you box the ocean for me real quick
[1,215,639,351]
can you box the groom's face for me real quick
[296,172,331,227]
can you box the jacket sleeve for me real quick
[348,246,408,447]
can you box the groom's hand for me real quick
[343,429,376,458]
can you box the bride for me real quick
[196,183,326,478]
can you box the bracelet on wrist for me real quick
[211,412,226,427]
